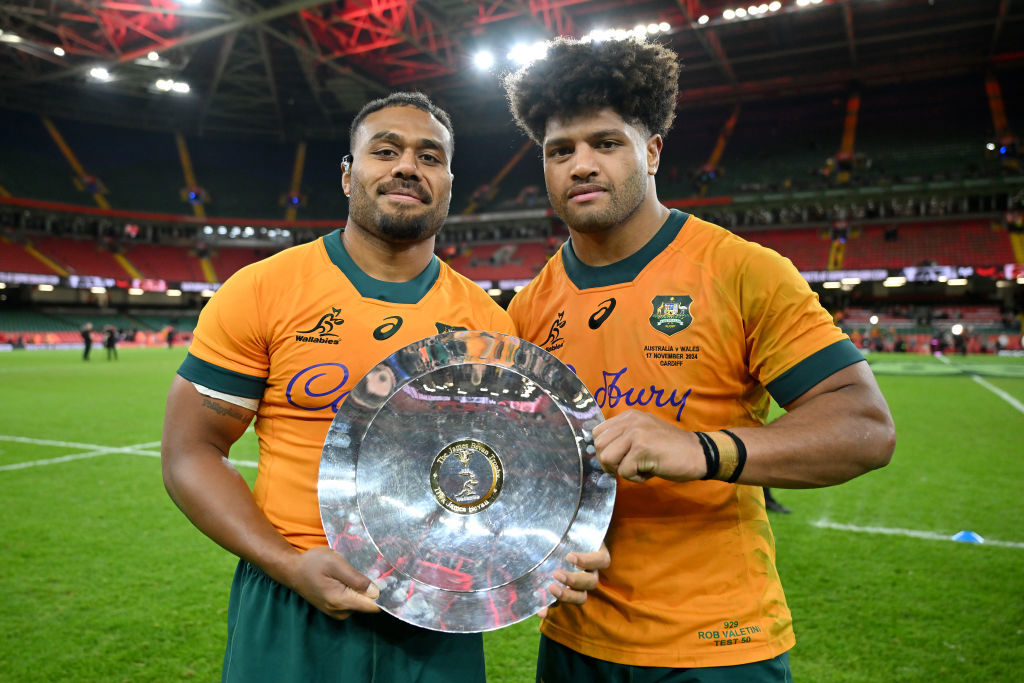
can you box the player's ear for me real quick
[341,154,352,197]
[646,135,663,175]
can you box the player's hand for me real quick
[285,546,381,620]
[593,410,705,483]
[539,544,610,618]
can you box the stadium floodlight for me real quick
[0,282,6,289]
[698,15,710,24]
[659,22,670,31]
[53,47,65,56]
[869,315,879,325]
[947,278,968,286]
[129,288,144,295]
[841,277,861,285]
[723,9,736,20]
[38,284,54,292]
[769,1,782,10]
[89,67,111,81]
[91,286,106,294]
[155,79,173,91]
[647,23,659,33]
[822,281,841,289]
[201,289,216,298]
[217,226,228,235]
[166,289,183,297]
[488,288,502,297]
[735,8,748,18]
[883,277,906,287]
[507,41,548,66]
[951,324,964,336]
[148,51,160,61]
[472,50,495,71]
[0,32,23,44]
[171,81,190,93]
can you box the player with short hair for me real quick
[503,38,896,681]
[161,91,604,682]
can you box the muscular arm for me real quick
[594,361,896,488]
[161,375,379,618]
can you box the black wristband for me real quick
[720,429,747,483]
[696,431,719,480]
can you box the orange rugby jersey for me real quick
[178,230,516,552]
[508,209,863,668]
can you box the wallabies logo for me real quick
[542,311,566,352]
[296,307,345,344]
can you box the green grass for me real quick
[1,349,1022,681]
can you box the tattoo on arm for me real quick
[201,397,249,422]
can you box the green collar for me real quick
[561,209,690,289]
[322,229,440,304]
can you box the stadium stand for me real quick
[739,227,832,271]
[843,220,1015,269]
[0,236,56,274]
[31,236,126,277]
[125,243,205,282]
[209,246,279,281]
[443,241,551,280]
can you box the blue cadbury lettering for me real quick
[592,367,693,421]
[286,362,351,413]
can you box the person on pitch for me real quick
[161,91,607,682]
[503,38,896,681]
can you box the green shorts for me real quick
[537,635,792,683]
[222,560,485,683]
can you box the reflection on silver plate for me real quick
[318,331,615,633]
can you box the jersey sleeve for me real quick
[177,266,269,399]
[738,245,862,406]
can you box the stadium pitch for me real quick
[0,348,1021,681]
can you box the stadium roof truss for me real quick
[0,0,1021,138]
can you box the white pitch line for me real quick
[0,435,123,450]
[971,375,1024,415]
[0,432,257,471]
[932,353,1024,415]
[813,520,1024,549]
[0,448,122,472]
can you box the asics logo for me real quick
[588,298,616,329]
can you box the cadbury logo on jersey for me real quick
[295,307,344,345]
[650,295,693,336]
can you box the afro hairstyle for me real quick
[503,37,680,144]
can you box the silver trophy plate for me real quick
[318,331,615,633]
